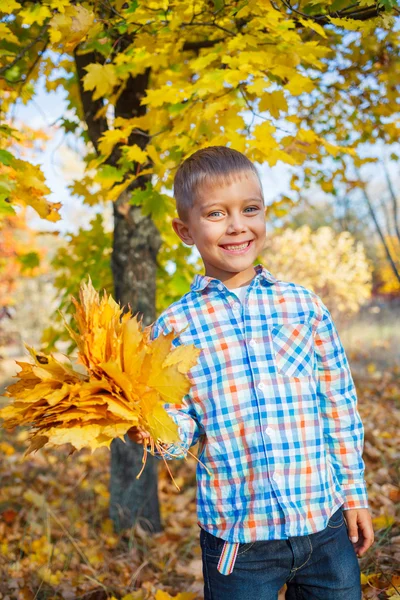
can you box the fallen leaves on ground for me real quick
[355,363,400,598]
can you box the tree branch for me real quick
[382,160,400,243]
[280,0,388,23]
[0,23,49,77]
[183,37,225,50]
[356,167,400,285]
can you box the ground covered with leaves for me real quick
[0,359,399,600]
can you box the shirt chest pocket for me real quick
[269,322,315,379]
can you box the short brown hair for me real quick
[173,146,264,222]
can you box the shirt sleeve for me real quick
[313,295,369,510]
[144,315,205,461]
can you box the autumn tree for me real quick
[1,0,399,534]
[262,225,373,317]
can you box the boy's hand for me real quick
[127,426,151,444]
[343,508,374,557]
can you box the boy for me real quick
[129,146,374,599]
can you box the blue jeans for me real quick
[200,506,362,600]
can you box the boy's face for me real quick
[172,171,267,286]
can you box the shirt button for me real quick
[265,427,274,437]
[258,382,266,391]
[217,284,224,291]
[233,303,240,311]
[249,339,256,347]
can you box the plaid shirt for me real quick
[147,263,368,570]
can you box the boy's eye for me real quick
[208,207,258,217]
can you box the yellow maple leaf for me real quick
[3,159,62,222]
[50,5,95,52]
[19,3,51,26]
[125,144,148,164]
[285,74,314,96]
[83,63,118,101]
[259,90,288,119]
[143,330,196,404]
[141,390,180,444]
[0,23,19,45]
[298,17,327,38]
[97,129,127,158]
[0,0,21,12]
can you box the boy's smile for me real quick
[172,171,267,288]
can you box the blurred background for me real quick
[1,2,399,599]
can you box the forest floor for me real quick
[0,309,399,600]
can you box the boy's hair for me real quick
[173,146,264,222]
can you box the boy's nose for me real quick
[226,218,248,233]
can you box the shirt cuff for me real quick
[341,480,369,509]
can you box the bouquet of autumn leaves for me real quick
[0,278,201,484]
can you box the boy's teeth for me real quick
[223,242,250,250]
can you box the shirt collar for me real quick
[190,263,277,293]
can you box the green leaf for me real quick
[60,118,79,134]
[129,182,172,223]
[0,197,15,216]
[169,270,191,296]
[0,149,13,165]
[125,1,138,13]
[213,0,224,11]
[328,0,351,11]
[168,102,187,115]
[4,64,21,82]
[377,0,396,7]
[96,164,125,189]
[0,124,17,138]
[17,251,41,272]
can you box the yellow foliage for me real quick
[0,125,61,222]
[375,236,400,295]
[262,226,372,316]
[49,4,94,51]
[0,277,201,461]
[125,144,148,164]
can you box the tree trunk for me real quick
[110,190,163,533]
[75,47,163,533]
[108,67,165,533]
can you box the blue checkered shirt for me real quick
[147,263,368,544]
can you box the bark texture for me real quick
[75,49,164,532]
[110,435,162,533]
[109,69,164,533]
[110,189,163,533]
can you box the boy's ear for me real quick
[172,217,195,246]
